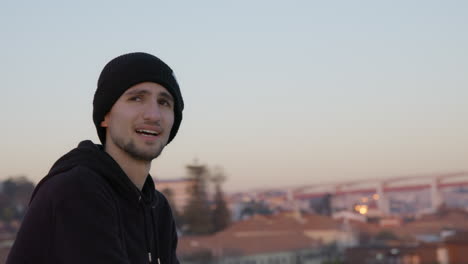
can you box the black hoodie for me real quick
[6,140,179,264]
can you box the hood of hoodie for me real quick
[30,140,156,205]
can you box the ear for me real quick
[100,114,109,127]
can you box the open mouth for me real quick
[136,129,160,136]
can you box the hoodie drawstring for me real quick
[150,206,161,264]
[141,198,155,263]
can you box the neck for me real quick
[104,144,151,190]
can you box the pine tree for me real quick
[211,168,231,232]
[212,184,231,232]
[181,162,214,235]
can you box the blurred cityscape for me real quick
[1,165,468,264]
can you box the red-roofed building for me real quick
[178,229,322,264]
[177,212,362,263]
[346,230,468,264]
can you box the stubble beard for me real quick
[114,136,165,162]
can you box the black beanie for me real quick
[93,52,184,145]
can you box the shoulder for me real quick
[29,166,123,228]
[32,166,115,206]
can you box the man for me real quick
[7,52,183,264]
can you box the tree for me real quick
[181,162,214,234]
[313,193,332,216]
[0,176,35,221]
[211,167,230,232]
[375,230,398,241]
[240,200,274,219]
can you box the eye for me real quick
[158,98,172,108]
[129,96,142,102]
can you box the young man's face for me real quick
[101,82,175,162]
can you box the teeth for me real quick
[136,129,159,136]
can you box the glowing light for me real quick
[359,205,368,215]
[373,194,380,200]
[354,204,368,215]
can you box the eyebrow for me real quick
[159,91,174,103]
[124,88,174,102]
[124,89,151,96]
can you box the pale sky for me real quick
[1,1,467,191]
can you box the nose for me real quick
[142,100,162,123]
